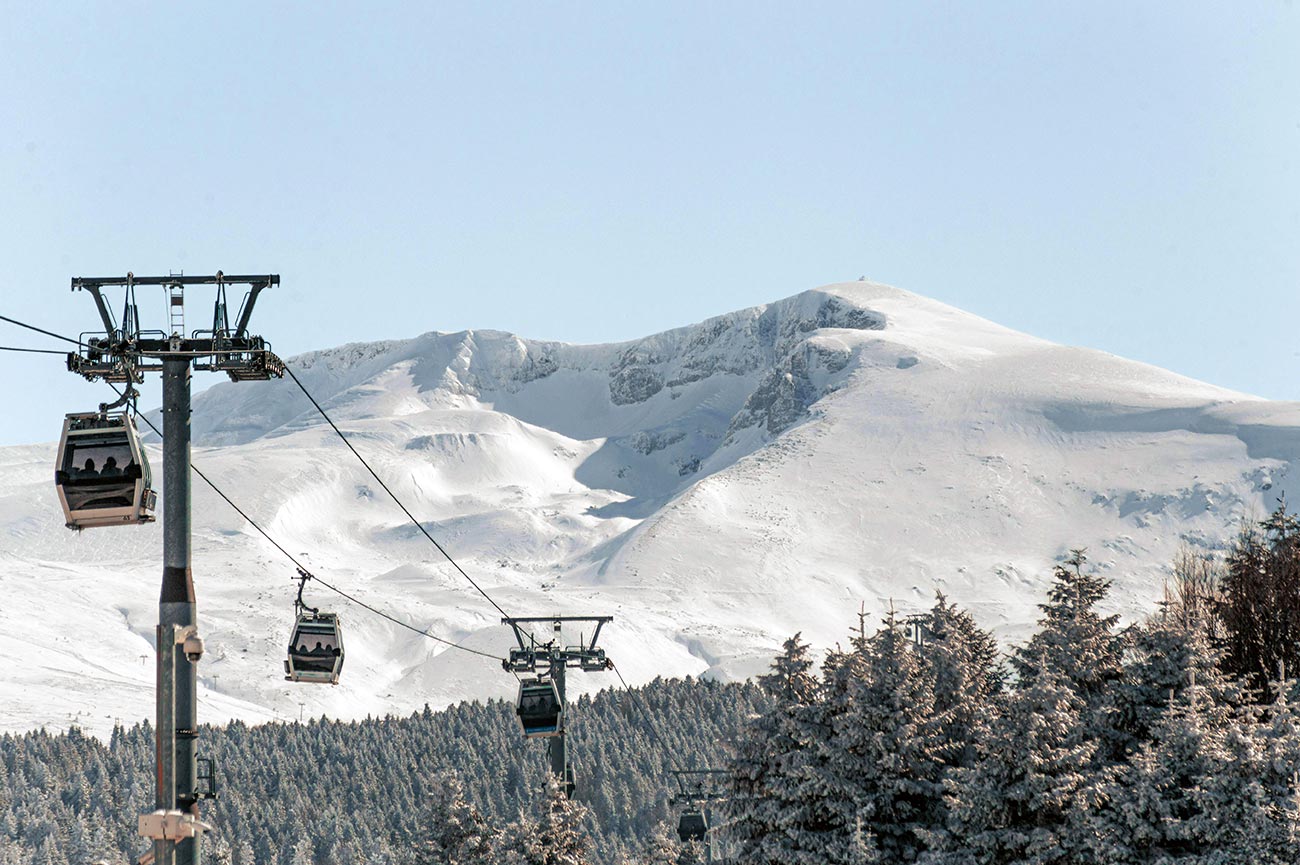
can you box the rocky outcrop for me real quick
[610,364,666,405]
[727,341,855,436]
[606,293,884,409]
[624,429,687,455]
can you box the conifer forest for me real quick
[5,508,1300,864]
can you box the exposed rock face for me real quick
[811,295,885,332]
[610,363,666,406]
[624,430,687,456]
[604,293,885,412]
[728,340,856,436]
[515,352,558,384]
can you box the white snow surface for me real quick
[4,281,1300,737]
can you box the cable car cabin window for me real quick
[292,628,339,656]
[516,679,562,738]
[60,435,140,509]
[678,812,708,842]
[286,615,344,684]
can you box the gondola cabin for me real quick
[516,677,562,738]
[678,810,708,843]
[54,412,156,530]
[284,612,344,684]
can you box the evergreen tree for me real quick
[676,839,705,865]
[414,772,497,865]
[1212,716,1287,864]
[1112,601,1243,758]
[1011,550,1127,763]
[1253,673,1300,862]
[923,594,1002,770]
[940,663,1101,865]
[765,639,860,865]
[1092,681,1274,863]
[728,634,821,864]
[631,821,707,865]
[1217,505,1300,697]
[632,822,681,865]
[502,776,594,865]
[819,611,946,864]
[289,836,314,865]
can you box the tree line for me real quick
[0,678,760,865]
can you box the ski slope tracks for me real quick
[3,281,1299,736]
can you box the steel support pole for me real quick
[155,625,176,865]
[548,659,570,796]
[161,358,200,865]
[704,804,714,864]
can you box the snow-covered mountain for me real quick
[4,281,1299,736]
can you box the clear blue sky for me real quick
[1,3,1296,445]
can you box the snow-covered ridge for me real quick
[2,281,1298,736]
[183,287,890,445]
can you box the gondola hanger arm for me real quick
[294,569,320,616]
[99,380,139,415]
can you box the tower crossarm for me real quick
[67,274,283,383]
[501,615,614,674]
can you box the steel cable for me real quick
[281,362,514,620]
[111,383,508,664]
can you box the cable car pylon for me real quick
[502,615,613,798]
[670,768,730,863]
[65,272,282,865]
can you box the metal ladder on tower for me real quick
[168,284,185,337]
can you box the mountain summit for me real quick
[4,281,1299,733]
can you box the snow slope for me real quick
[3,281,1299,736]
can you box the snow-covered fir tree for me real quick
[630,825,705,865]
[1211,713,1289,863]
[499,775,595,865]
[628,821,682,865]
[1097,676,1279,863]
[922,594,1003,770]
[288,837,314,865]
[937,661,1102,865]
[1011,550,1127,765]
[1111,597,1244,759]
[414,772,498,865]
[1253,671,1300,860]
[727,633,822,865]
[819,610,947,864]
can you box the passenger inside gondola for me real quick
[517,679,561,737]
[62,442,138,510]
[292,629,340,674]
